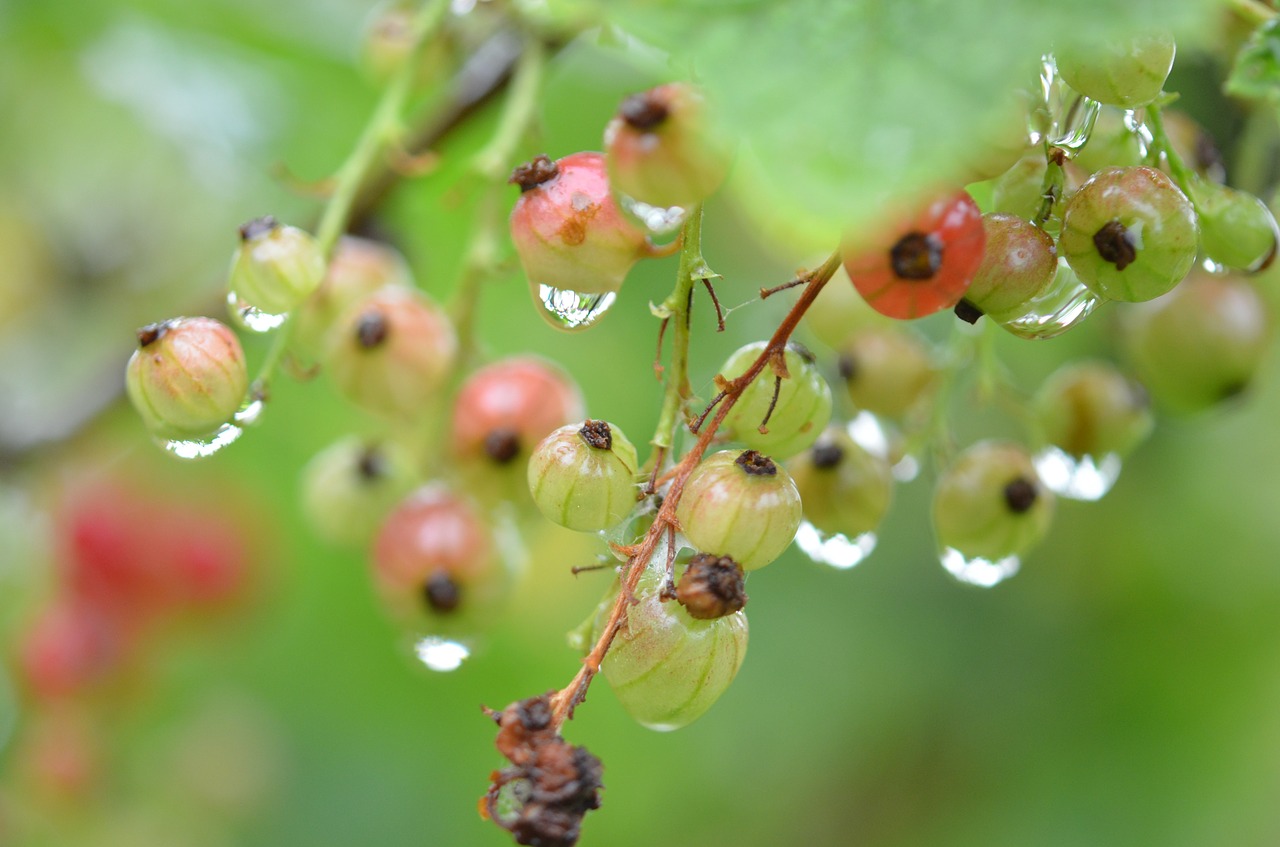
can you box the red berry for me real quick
[508,152,651,295]
[451,357,585,465]
[843,191,985,319]
[17,600,122,701]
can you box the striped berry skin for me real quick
[126,317,248,439]
[228,217,326,315]
[843,191,985,319]
[675,450,802,571]
[527,420,639,532]
[720,342,832,460]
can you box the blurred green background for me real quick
[3,1,1280,845]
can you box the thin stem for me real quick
[1230,0,1276,26]
[1145,104,1201,214]
[471,39,546,182]
[548,250,842,730]
[643,206,705,477]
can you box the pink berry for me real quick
[126,317,248,439]
[451,356,585,465]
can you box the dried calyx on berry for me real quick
[675,554,748,620]
[527,420,639,533]
[483,694,603,847]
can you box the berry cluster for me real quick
[109,7,1280,846]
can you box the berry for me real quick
[604,83,731,209]
[720,342,832,459]
[291,236,414,365]
[958,213,1058,324]
[675,449,802,571]
[1034,361,1153,460]
[509,152,651,295]
[1121,271,1271,413]
[843,190,985,319]
[17,600,122,701]
[1059,166,1198,302]
[372,484,498,623]
[527,420,640,532]
[326,288,457,420]
[227,216,326,315]
[1073,109,1145,175]
[126,317,248,439]
[837,327,937,420]
[452,357,585,465]
[599,568,747,731]
[1190,179,1279,272]
[1053,31,1176,108]
[932,442,1054,562]
[301,436,417,546]
[674,554,748,620]
[788,428,894,539]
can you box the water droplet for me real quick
[1050,95,1100,152]
[1034,446,1121,501]
[157,394,265,461]
[794,521,877,570]
[618,194,687,237]
[1000,261,1101,340]
[227,291,287,333]
[1033,55,1099,152]
[940,547,1020,588]
[413,636,470,672]
[845,412,919,481]
[535,284,617,331]
[1122,109,1154,158]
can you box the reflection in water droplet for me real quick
[158,395,266,460]
[794,521,877,570]
[619,194,687,236]
[1051,95,1100,152]
[536,285,617,331]
[1122,110,1153,158]
[1034,55,1099,153]
[227,291,287,333]
[1000,262,1101,340]
[1034,447,1121,501]
[940,547,1019,588]
[414,636,470,672]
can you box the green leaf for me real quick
[1226,17,1280,103]
[605,0,1219,254]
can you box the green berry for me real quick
[604,83,731,209]
[788,427,893,539]
[1190,179,1279,272]
[600,567,747,731]
[675,450,802,571]
[1054,31,1176,108]
[527,420,639,532]
[228,217,326,316]
[837,327,937,420]
[1121,271,1271,413]
[932,442,1054,562]
[1034,361,1153,459]
[720,342,832,460]
[1059,166,1198,302]
[958,214,1058,324]
[300,436,417,546]
[126,317,248,439]
[326,288,457,420]
[1074,109,1145,174]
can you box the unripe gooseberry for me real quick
[1034,361,1154,460]
[1053,30,1176,109]
[291,236,414,365]
[957,213,1058,324]
[1059,166,1198,302]
[675,449,802,571]
[843,190,985,319]
[1190,179,1279,272]
[604,83,731,210]
[527,419,639,532]
[227,216,326,315]
[788,427,894,540]
[720,342,832,459]
[508,152,652,295]
[372,484,498,623]
[932,441,1054,562]
[300,436,417,546]
[452,356,585,466]
[1121,271,1271,413]
[837,326,937,420]
[599,568,747,731]
[126,317,248,439]
[326,288,457,420]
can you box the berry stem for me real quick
[1144,104,1201,216]
[547,250,841,730]
[470,38,546,183]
